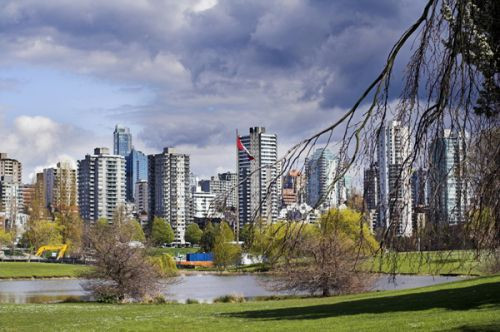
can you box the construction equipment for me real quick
[35,244,68,260]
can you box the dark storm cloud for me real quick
[0,0,426,151]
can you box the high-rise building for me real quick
[0,176,22,224]
[19,184,35,214]
[363,163,379,230]
[192,191,217,219]
[377,121,412,236]
[202,172,238,209]
[113,125,132,157]
[78,147,126,222]
[0,175,28,237]
[428,129,468,225]
[305,148,344,211]
[125,149,148,202]
[0,153,22,184]
[134,180,148,214]
[43,161,78,212]
[238,127,278,224]
[148,147,191,243]
[282,169,303,207]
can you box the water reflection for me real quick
[0,274,461,304]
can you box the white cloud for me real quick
[0,115,105,183]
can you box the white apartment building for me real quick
[78,147,126,222]
[238,127,278,224]
[377,121,413,236]
[148,148,191,243]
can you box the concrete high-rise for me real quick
[238,127,278,224]
[377,121,412,236]
[43,161,78,212]
[0,176,22,225]
[201,172,238,209]
[363,163,379,230]
[134,180,148,213]
[428,129,468,225]
[113,125,132,157]
[0,153,22,184]
[305,148,344,211]
[148,148,191,243]
[78,147,126,222]
[0,175,29,238]
[126,149,148,202]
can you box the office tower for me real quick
[43,161,78,212]
[238,127,278,224]
[282,169,303,207]
[148,147,191,243]
[0,153,22,184]
[377,120,413,236]
[78,147,126,222]
[305,148,344,211]
[125,149,148,202]
[363,163,379,230]
[428,129,468,225]
[113,125,132,157]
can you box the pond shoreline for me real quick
[0,270,477,280]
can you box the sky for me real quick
[0,0,426,182]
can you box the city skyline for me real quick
[0,0,426,182]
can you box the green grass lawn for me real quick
[0,262,89,279]
[0,275,498,331]
[368,250,489,276]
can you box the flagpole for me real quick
[235,128,240,242]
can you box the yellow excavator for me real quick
[35,244,68,260]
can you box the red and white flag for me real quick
[237,136,255,161]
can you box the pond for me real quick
[0,274,462,304]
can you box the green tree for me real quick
[0,229,12,249]
[269,208,378,296]
[200,222,216,252]
[150,217,174,246]
[185,223,203,244]
[26,220,63,250]
[55,211,83,255]
[250,220,314,266]
[125,220,146,242]
[213,222,241,270]
[149,253,178,277]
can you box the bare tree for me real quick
[82,221,170,302]
[269,209,376,296]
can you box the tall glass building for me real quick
[429,129,468,225]
[305,148,345,211]
[126,149,148,201]
[113,125,132,157]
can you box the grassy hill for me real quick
[0,275,498,331]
